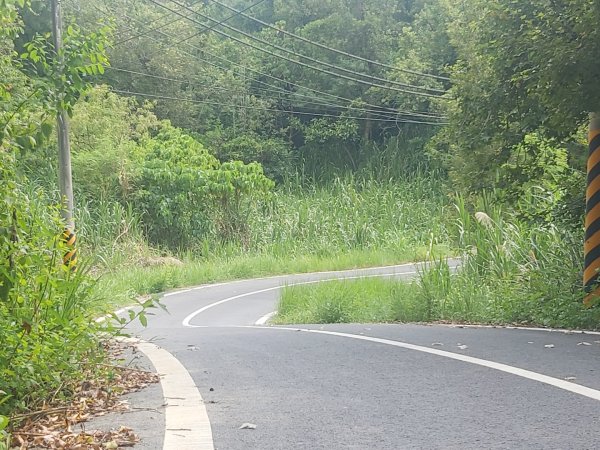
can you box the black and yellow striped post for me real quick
[62,228,77,271]
[584,112,600,305]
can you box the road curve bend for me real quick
[129,261,600,450]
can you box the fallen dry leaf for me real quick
[10,341,158,449]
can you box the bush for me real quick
[0,154,104,415]
[133,123,274,250]
[416,196,598,329]
[497,133,585,227]
[202,128,294,183]
[69,86,160,202]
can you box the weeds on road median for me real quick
[275,197,600,330]
[275,277,424,324]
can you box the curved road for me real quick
[130,262,600,449]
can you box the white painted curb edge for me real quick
[121,338,214,450]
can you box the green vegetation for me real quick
[1,0,106,423]
[0,0,154,430]
[87,174,451,307]
[276,278,423,324]
[277,198,598,329]
[1,0,599,435]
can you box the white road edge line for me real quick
[162,260,434,297]
[438,323,600,336]
[242,326,600,402]
[255,311,277,326]
[121,337,214,450]
[182,272,409,327]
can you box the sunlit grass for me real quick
[275,277,424,324]
[93,245,450,311]
[85,175,453,310]
[274,196,600,330]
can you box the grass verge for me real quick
[275,277,424,324]
[274,198,600,330]
[93,245,451,311]
[274,267,600,330]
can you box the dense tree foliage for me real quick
[439,0,598,196]
[2,0,599,428]
[64,0,449,177]
[59,0,595,206]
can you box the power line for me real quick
[79,3,446,121]
[110,88,447,125]
[114,0,206,45]
[107,66,439,122]
[107,67,396,117]
[149,0,447,99]
[163,0,446,96]
[188,0,446,95]
[95,7,446,120]
[206,0,451,82]
[170,0,266,47]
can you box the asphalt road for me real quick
[130,262,600,449]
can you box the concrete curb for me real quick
[121,338,214,450]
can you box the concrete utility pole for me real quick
[584,112,600,305]
[51,0,77,268]
[51,0,74,229]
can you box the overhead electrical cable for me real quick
[110,89,448,125]
[101,9,446,120]
[162,0,446,96]
[114,0,206,45]
[80,4,446,121]
[170,0,267,47]
[148,0,447,99]
[167,0,446,95]
[106,66,420,121]
[206,0,451,82]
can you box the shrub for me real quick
[497,133,585,227]
[202,128,294,183]
[415,196,598,329]
[0,154,103,415]
[133,123,274,250]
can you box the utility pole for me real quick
[51,0,77,268]
[584,112,600,305]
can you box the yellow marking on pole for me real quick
[585,230,600,255]
[62,228,77,271]
[584,260,600,287]
[587,143,600,171]
[586,176,600,200]
[584,116,600,305]
[586,202,600,228]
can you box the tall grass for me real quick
[0,182,108,416]
[244,174,449,258]
[85,174,453,307]
[275,196,599,330]
[77,198,152,269]
[424,196,595,328]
